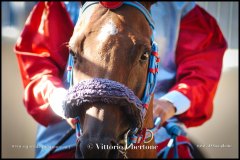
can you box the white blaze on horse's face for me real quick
[97,19,118,42]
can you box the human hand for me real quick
[49,88,67,118]
[66,118,77,129]
[49,88,78,129]
[153,99,176,126]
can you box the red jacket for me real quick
[15,2,227,127]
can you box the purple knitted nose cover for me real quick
[63,78,145,128]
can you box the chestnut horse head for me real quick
[64,1,158,158]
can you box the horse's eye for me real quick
[140,51,150,61]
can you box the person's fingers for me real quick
[153,106,162,119]
[153,99,176,126]
[153,106,166,125]
[153,107,158,119]
[66,118,77,129]
[71,118,78,124]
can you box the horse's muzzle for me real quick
[63,78,145,129]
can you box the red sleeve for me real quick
[14,2,74,126]
[172,5,227,127]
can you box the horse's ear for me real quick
[140,1,157,11]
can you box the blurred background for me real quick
[2,1,238,158]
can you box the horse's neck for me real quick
[127,95,157,158]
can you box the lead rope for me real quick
[162,122,187,158]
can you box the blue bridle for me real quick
[67,0,160,142]
[65,1,185,158]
